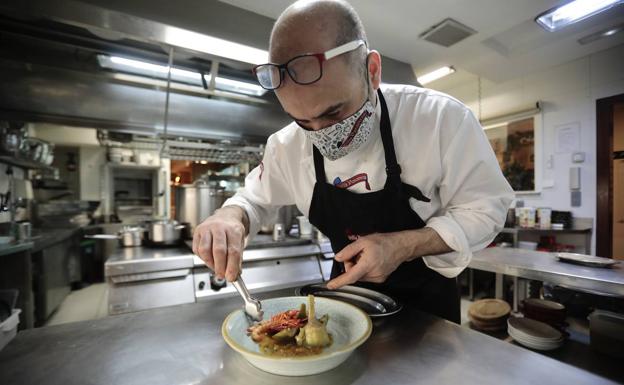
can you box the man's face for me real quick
[271,35,368,131]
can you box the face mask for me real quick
[303,99,376,161]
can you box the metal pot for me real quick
[85,226,144,247]
[145,219,185,245]
[174,180,225,237]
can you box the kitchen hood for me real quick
[0,0,419,143]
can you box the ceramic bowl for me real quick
[222,296,372,376]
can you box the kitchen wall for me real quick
[432,43,624,254]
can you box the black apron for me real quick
[308,89,460,323]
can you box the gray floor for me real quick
[45,283,109,326]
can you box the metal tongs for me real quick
[232,274,263,323]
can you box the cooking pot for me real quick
[85,226,144,247]
[145,219,185,245]
[174,180,225,237]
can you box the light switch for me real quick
[569,167,581,190]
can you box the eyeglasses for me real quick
[252,39,366,90]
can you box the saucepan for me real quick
[85,226,144,247]
[144,219,186,245]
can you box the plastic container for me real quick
[519,207,536,228]
[589,310,624,359]
[518,241,538,250]
[0,309,21,352]
[537,207,551,229]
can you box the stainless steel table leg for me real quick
[512,276,519,313]
[469,268,474,300]
[495,273,503,299]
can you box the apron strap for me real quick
[312,145,326,183]
[377,89,402,186]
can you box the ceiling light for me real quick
[417,66,456,85]
[97,55,266,96]
[578,23,624,44]
[536,0,623,32]
[163,26,268,65]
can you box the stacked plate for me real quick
[554,252,619,268]
[508,317,564,351]
[522,298,566,329]
[468,299,511,331]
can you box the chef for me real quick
[193,0,514,323]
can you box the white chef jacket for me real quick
[224,84,514,278]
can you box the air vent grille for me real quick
[419,18,477,47]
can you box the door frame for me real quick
[596,93,624,258]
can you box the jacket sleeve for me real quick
[222,133,296,239]
[424,108,514,278]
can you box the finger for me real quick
[197,231,215,270]
[212,229,228,279]
[344,260,355,272]
[224,230,243,282]
[326,260,368,290]
[192,225,202,255]
[343,253,360,272]
[335,239,365,262]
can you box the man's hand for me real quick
[326,227,451,289]
[192,205,249,282]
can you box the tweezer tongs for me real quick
[232,274,263,322]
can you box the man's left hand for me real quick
[326,227,452,290]
[326,232,409,289]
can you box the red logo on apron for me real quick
[333,173,371,190]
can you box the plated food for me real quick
[222,296,372,376]
[247,295,332,357]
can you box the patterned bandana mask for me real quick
[303,99,375,161]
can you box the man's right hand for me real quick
[192,205,249,282]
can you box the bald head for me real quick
[269,0,367,65]
[266,0,381,132]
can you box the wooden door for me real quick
[614,158,624,259]
[614,103,624,152]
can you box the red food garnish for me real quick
[266,309,307,334]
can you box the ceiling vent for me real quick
[419,18,477,47]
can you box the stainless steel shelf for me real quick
[0,155,53,170]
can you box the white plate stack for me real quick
[508,317,564,351]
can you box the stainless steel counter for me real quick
[0,289,617,385]
[105,246,195,277]
[470,247,624,297]
[0,240,33,256]
[104,243,325,314]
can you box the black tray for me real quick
[296,283,402,318]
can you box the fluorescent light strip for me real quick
[98,55,265,96]
[417,66,456,85]
[578,23,624,44]
[536,0,623,32]
[163,26,268,65]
